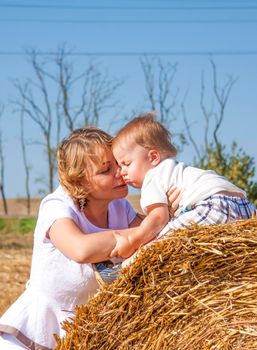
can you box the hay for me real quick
[55,219,257,350]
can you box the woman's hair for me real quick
[112,111,177,157]
[57,127,112,209]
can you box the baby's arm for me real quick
[110,204,169,258]
[134,203,169,244]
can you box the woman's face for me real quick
[87,148,128,202]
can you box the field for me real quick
[0,230,33,314]
[0,195,141,315]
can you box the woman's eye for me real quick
[100,167,111,174]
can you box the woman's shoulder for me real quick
[42,186,70,202]
[36,186,80,232]
[39,186,76,213]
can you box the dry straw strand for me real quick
[54,219,257,350]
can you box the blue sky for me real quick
[1,0,257,197]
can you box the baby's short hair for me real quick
[113,111,177,157]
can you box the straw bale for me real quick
[55,219,257,350]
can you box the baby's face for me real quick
[113,141,153,188]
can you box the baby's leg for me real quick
[158,197,235,238]
[158,195,256,238]
[94,261,122,284]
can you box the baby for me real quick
[111,112,256,258]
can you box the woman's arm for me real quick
[50,188,182,264]
[48,218,136,264]
[167,185,182,217]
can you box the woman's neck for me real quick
[83,200,109,228]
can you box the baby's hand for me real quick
[110,232,136,259]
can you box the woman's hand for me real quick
[167,185,182,218]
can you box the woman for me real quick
[0,127,179,350]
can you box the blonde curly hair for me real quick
[57,127,112,210]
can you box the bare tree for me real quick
[181,90,202,161]
[44,45,123,135]
[0,106,8,214]
[14,50,56,193]
[141,56,186,149]
[14,46,123,194]
[183,59,237,164]
[210,59,237,151]
[141,56,179,123]
[182,61,257,202]
[19,89,31,214]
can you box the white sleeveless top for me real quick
[0,186,136,350]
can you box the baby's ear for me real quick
[148,149,161,165]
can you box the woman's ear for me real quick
[148,149,161,166]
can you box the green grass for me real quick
[0,218,5,231]
[19,217,37,234]
[0,217,36,235]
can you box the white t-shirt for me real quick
[140,158,245,215]
[0,186,136,350]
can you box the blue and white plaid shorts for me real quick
[94,260,122,284]
[159,195,256,237]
